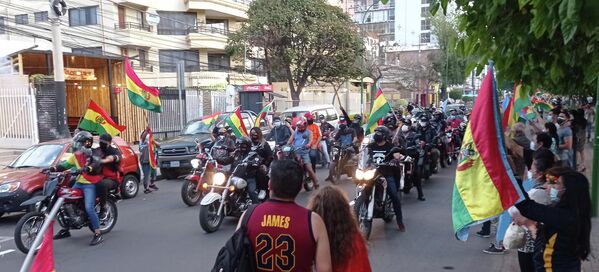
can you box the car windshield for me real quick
[10,144,64,168]
[181,119,218,135]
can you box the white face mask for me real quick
[273,121,281,127]
[530,141,536,150]
[419,121,427,127]
[527,171,533,181]
[401,125,409,132]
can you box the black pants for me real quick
[96,178,117,208]
[517,251,535,272]
[481,221,491,234]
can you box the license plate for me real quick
[170,161,180,167]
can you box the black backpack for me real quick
[211,205,258,272]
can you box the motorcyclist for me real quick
[249,127,272,200]
[396,120,425,200]
[447,109,462,129]
[211,126,236,166]
[383,114,400,145]
[431,111,448,168]
[318,114,335,167]
[52,131,104,246]
[326,118,357,182]
[231,137,261,204]
[367,126,405,232]
[351,114,365,143]
[304,113,322,169]
[266,116,292,147]
[95,134,122,218]
[416,116,441,172]
[287,118,320,189]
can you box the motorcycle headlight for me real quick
[0,182,20,193]
[363,169,376,180]
[190,159,201,169]
[355,169,365,180]
[362,137,371,145]
[213,172,226,186]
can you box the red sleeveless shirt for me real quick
[247,199,316,272]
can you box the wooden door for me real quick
[118,6,125,27]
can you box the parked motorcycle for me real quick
[279,145,315,191]
[328,143,355,184]
[14,170,118,253]
[198,148,266,233]
[350,146,402,240]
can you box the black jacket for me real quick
[266,126,292,146]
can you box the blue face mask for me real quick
[549,187,561,203]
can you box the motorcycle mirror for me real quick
[195,138,200,144]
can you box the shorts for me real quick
[297,150,311,165]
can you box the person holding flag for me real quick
[139,127,160,194]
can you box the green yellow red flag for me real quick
[125,58,162,113]
[148,128,157,170]
[30,221,56,272]
[201,112,221,126]
[453,64,524,241]
[254,101,273,128]
[78,100,126,137]
[365,88,391,134]
[225,107,248,138]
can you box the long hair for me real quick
[308,186,363,266]
[544,122,559,148]
[250,127,264,144]
[546,167,592,260]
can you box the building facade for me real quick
[352,0,395,43]
[394,0,437,50]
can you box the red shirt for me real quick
[247,199,316,272]
[334,233,371,272]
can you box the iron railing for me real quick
[186,23,230,35]
[114,22,152,32]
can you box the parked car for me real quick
[281,104,341,127]
[158,110,270,179]
[0,137,140,218]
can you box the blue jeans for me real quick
[246,178,258,204]
[296,149,311,165]
[141,163,152,188]
[496,211,512,244]
[73,182,100,231]
[385,176,403,224]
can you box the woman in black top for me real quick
[515,167,591,272]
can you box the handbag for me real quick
[503,222,527,249]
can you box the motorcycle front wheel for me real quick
[181,179,203,206]
[383,198,395,223]
[14,211,45,254]
[354,193,372,240]
[328,162,339,184]
[199,201,224,233]
[303,175,314,191]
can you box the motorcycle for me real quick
[328,143,355,184]
[198,148,266,233]
[350,144,402,240]
[14,170,118,253]
[446,127,462,163]
[180,139,228,207]
[399,146,419,194]
[279,145,315,191]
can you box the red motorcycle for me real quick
[14,170,118,253]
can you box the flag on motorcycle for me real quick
[125,58,162,113]
[30,220,56,272]
[79,100,126,137]
[148,128,158,170]
[201,112,221,126]
[225,107,248,138]
[365,88,391,134]
[254,101,274,128]
[453,64,524,241]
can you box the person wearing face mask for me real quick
[515,167,591,272]
[249,128,272,201]
[304,113,322,169]
[287,118,320,188]
[318,114,335,168]
[556,111,573,167]
[383,114,399,144]
[94,134,123,218]
[367,126,405,231]
[266,116,292,147]
[415,116,441,171]
[327,119,357,183]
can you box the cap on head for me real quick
[99,133,112,144]
[304,112,314,120]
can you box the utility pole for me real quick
[176,61,186,129]
[592,78,599,217]
[49,0,69,138]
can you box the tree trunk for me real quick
[290,90,301,107]
[285,64,303,107]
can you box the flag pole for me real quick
[19,197,65,272]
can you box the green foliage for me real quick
[429,11,469,87]
[227,0,365,104]
[431,0,599,96]
[449,89,464,100]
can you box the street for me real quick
[0,165,522,272]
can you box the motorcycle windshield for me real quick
[357,147,372,170]
[43,177,59,196]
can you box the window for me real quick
[156,11,196,35]
[69,6,98,26]
[205,19,228,34]
[15,14,28,25]
[326,108,338,121]
[420,32,431,43]
[34,11,48,23]
[138,49,148,66]
[388,10,395,20]
[72,47,102,56]
[158,50,200,72]
[421,6,430,17]
[207,54,230,71]
[421,0,429,4]
[421,19,431,30]
[0,17,5,34]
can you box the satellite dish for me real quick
[146,9,160,26]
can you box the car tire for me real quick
[120,174,139,199]
[161,169,178,180]
[26,190,43,213]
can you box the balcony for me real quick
[186,24,231,50]
[115,22,152,32]
[114,22,155,48]
[185,0,250,20]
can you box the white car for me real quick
[281,104,341,127]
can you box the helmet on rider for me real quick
[304,113,315,125]
[401,119,412,132]
[433,110,443,120]
[419,117,429,127]
[383,114,397,129]
[338,117,348,130]
[236,136,252,154]
[99,133,112,151]
[73,131,93,154]
[318,114,326,122]
[373,126,389,143]
[352,114,362,124]
[296,117,307,132]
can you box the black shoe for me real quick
[144,188,152,194]
[482,243,506,254]
[398,222,406,232]
[475,230,491,238]
[53,229,71,240]
[418,196,426,201]
[90,233,104,246]
[149,184,159,190]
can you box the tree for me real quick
[449,89,464,100]
[432,0,599,96]
[226,0,365,106]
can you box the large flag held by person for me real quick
[254,101,274,127]
[453,64,524,241]
[201,112,221,126]
[225,107,248,138]
[125,58,162,113]
[366,88,391,134]
[79,100,126,137]
[148,128,158,170]
[30,221,56,272]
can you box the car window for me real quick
[326,108,338,121]
[10,144,64,168]
[313,110,326,120]
[181,120,212,135]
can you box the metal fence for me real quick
[211,91,228,113]
[0,85,39,148]
[148,88,186,139]
[186,89,203,120]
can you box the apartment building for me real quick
[352,0,395,43]
[394,0,437,50]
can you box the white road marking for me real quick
[0,249,15,256]
[0,236,14,243]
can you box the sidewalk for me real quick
[0,148,24,166]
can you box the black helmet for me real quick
[373,126,389,143]
[374,126,390,135]
[236,136,251,153]
[353,114,362,121]
[99,133,112,144]
[318,114,326,120]
[433,111,442,118]
[383,114,397,128]
[72,131,93,152]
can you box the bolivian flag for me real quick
[365,88,391,134]
[30,221,56,272]
[125,58,162,112]
[225,107,248,138]
[148,127,157,170]
[453,64,524,241]
[79,100,126,137]
[254,101,273,128]
[201,112,221,126]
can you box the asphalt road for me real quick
[0,165,518,272]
